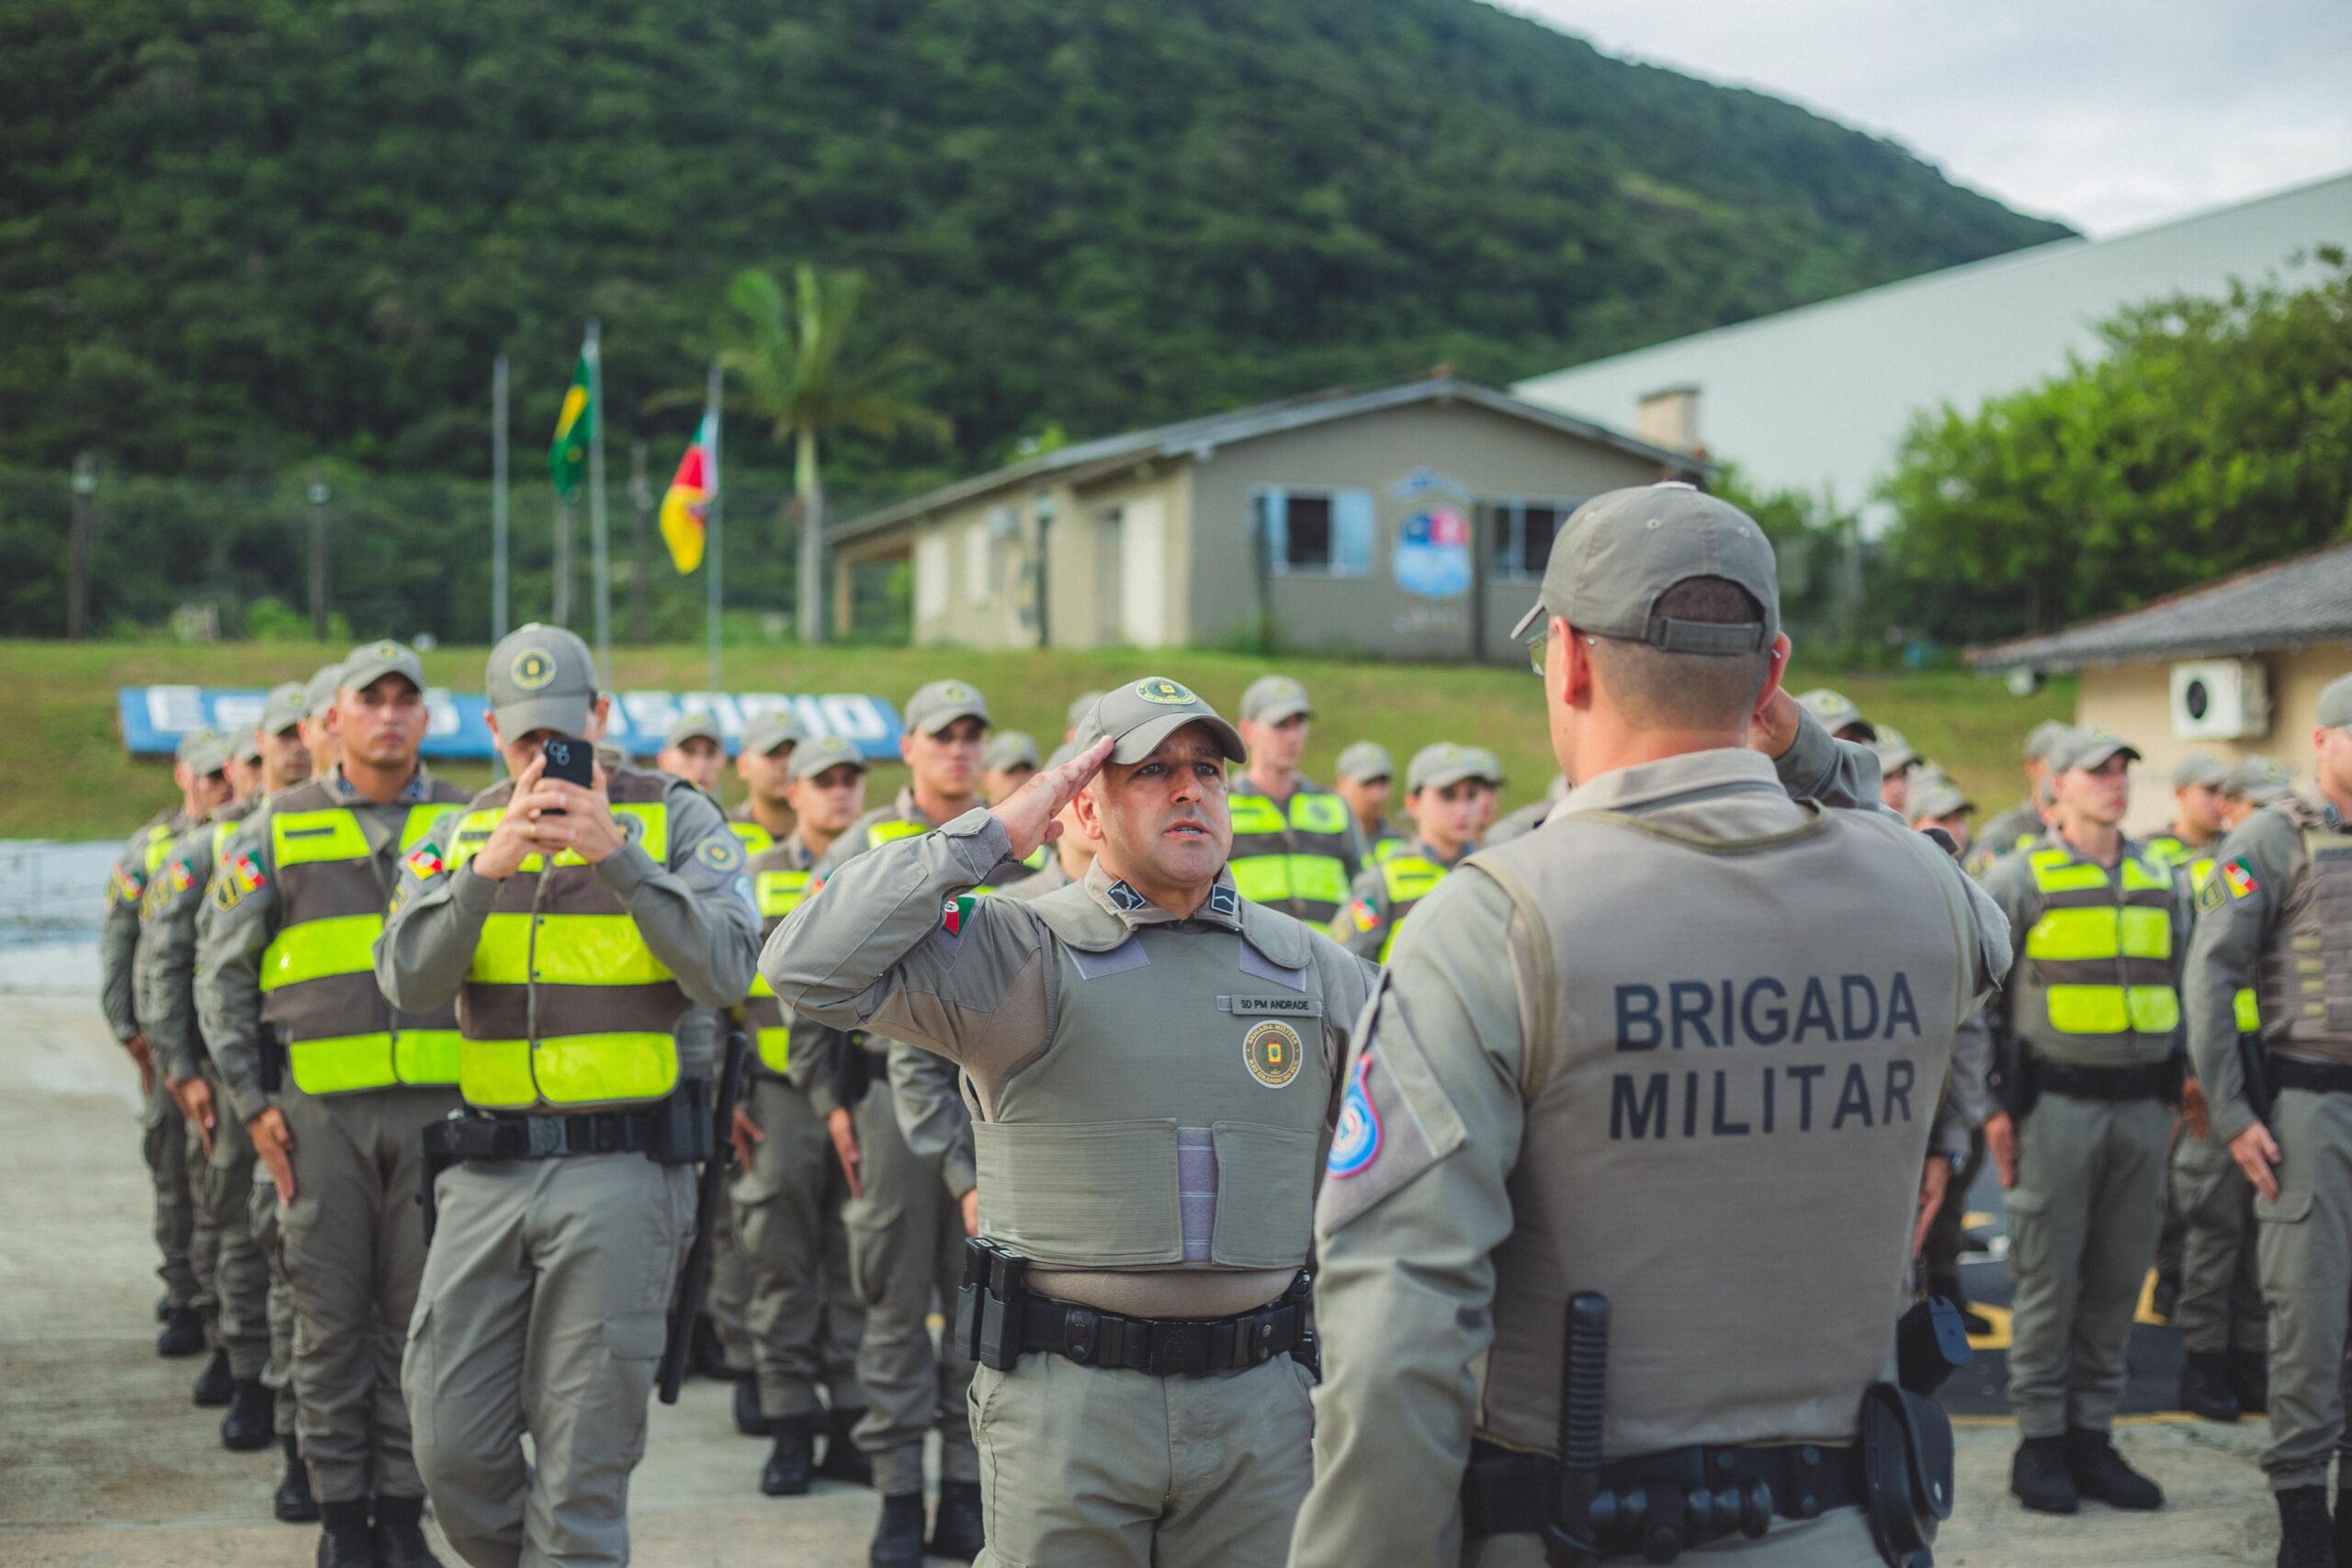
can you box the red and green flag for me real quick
[548,342,594,497]
[659,409,717,573]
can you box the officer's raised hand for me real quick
[989,736,1113,861]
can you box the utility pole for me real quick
[586,320,612,680]
[628,440,651,645]
[307,471,332,641]
[67,453,96,640]
[706,361,724,693]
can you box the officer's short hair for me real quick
[1585,577,1774,729]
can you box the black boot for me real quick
[930,1478,985,1561]
[2152,1271,2180,1323]
[732,1376,772,1438]
[157,1304,205,1358]
[275,1436,320,1523]
[2064,1427,2164,1510]
[155,1292,172,1323]
[193,1346,235,1406]
[316,1498,378,1568]
[869,1492,927,1568]
[761,1415,814,1496]
[372,1494,440,1568]
[2238,1348,2271,1416]
[2278,1486,2335,1568]
[2179,1350,2242,1423]
[2010,1434,2079,1515]
[222,1378,274,1450]
[816,1406,873,1486]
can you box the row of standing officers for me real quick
[93,479,2352,1568]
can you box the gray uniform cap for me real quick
[231,729,263,765]
[1407,742,1504,794]
[1508,482,1779,654]
[1240,675,1313,725]
[2059,727,2140,773]
[1076,676,1247,765]
[1796,688,1875,741]
[982,730,1041,773]
[176,728,232,776]
[741,711,806,758]
[1870,726,1919,775]
[1335,740,1394,783]
[904,680,990,736]
[485,624,599,739]
[340,638,428,695]
[2023,719,2077,763]
[304,663,345,719]
[259,682,310,737]
[2222,755,2295,804]
[2170,751,2229,790]
[663,711,723,750]
[789,733,868,782]
[1907,767,1973,822]
[2318,672,2352,731]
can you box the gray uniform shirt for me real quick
[101,809,185,1043]
[136,803,252,1084]
[2185,803,2310,1145]
[373,772,760,1084]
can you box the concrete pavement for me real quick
[0,956,2281,1566]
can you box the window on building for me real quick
[1253,487,1374,577]
[1488,499,1585,581]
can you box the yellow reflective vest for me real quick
[743,857,816,1074]
[257,781,469,1095]
[2014,843,2182,1060]
[1227,781,1356,923]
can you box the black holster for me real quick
[1894,1297,1973,1396]
[1990,1029,2038,1123]
[259,1026,286,1095]
[1859,1382,1953,1568]
[954,1237,1028,1372]
[2240,1033,2276,1126]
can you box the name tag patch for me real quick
[1220,994,1323,1018]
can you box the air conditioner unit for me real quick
[2171,659,2270,740]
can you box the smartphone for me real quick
[540,737,594,811]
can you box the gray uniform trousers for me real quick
[279,1083,458,1502]
[734,1072,864,1420]
[972,1352,1314,1568]
[197,1063,272,1377]
[2004,1091,2172,1438]
[406,1151,694,1568]
[2256,1086,2352,1492]
[142,1073,198,1306]
[846,1073,978,1496]
[185,1093,221,1342]
[253,1161,300,1438]
[2172,1123,2264,1356]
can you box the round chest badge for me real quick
[1136,678,1194,705]
[1243,1020,1304,1089]
[511,649,556,691]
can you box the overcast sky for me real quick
[1496,0,2352,237]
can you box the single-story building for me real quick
[1970,539,2352,834]
[826,377,1708,660]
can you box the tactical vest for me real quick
[1227,783,1353,922]
[1370,825,1407,864]
[969,886,1332,1274]
[1375,852,1448,963]
[2012,843,2180,1066]
[2187,860,2262,1034]
[1466,801,1972,1459]
[742,858,815,1074]
[112,817,178,908]
[258,779,469,1096]
[730,819,778,857]
[445,769,688,1110]
[2146,834,2216,894]
[2256,800,2352,1065]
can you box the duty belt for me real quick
[423,1100,714,1167]
[954,1235,1314,1377]
[2033,1056,2182,1104]
[2272,1058,2352,1097]
[1461,1437,1868,1552]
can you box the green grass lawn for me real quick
[4,638,2071,842]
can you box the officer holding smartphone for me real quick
[375,624,761,1568]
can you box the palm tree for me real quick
[716,265,948,644]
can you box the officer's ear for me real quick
[583,694,611,745]
[1069,776,1105,838]
[1747,632,1793,727]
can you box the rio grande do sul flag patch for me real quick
[941,894,977,935]
[2221,859,2258,899]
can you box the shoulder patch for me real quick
[1327,1055,1384,1177]
[1206,883,1239,921]
[1315,981,1471,1235]
[695,836,745,873]
[1347,897,1381,934]
[404,842,447,882]
[210,852,267,911]
[942,894,976,935]
[2219,858,2258,900]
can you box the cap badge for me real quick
[373,641,401,660]
[1136,678,1195,705]
[935,682,971,703]
[511,649,556,691]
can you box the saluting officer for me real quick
[1226,675,1364,925]
[1289,484,2007,1568]
[1978,728,2183,1516]
[1334,743,1501,963]
[2185,673,2352,1567]
[111,729,236,1359]
[373,624,759,1568]
[732,732,873,1496]
[766,677,1374,1568]
[140,682,311,1448]
[197,642,476,1568]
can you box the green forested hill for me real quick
[4,0,2067,490]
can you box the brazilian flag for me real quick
[548,345,594,497]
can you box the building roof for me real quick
[830,377,1709,544]
[1970,538,2352,672]
[1513,171,2352,516]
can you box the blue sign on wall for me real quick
[117,687,905,761]
[1393,506,1473,599]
